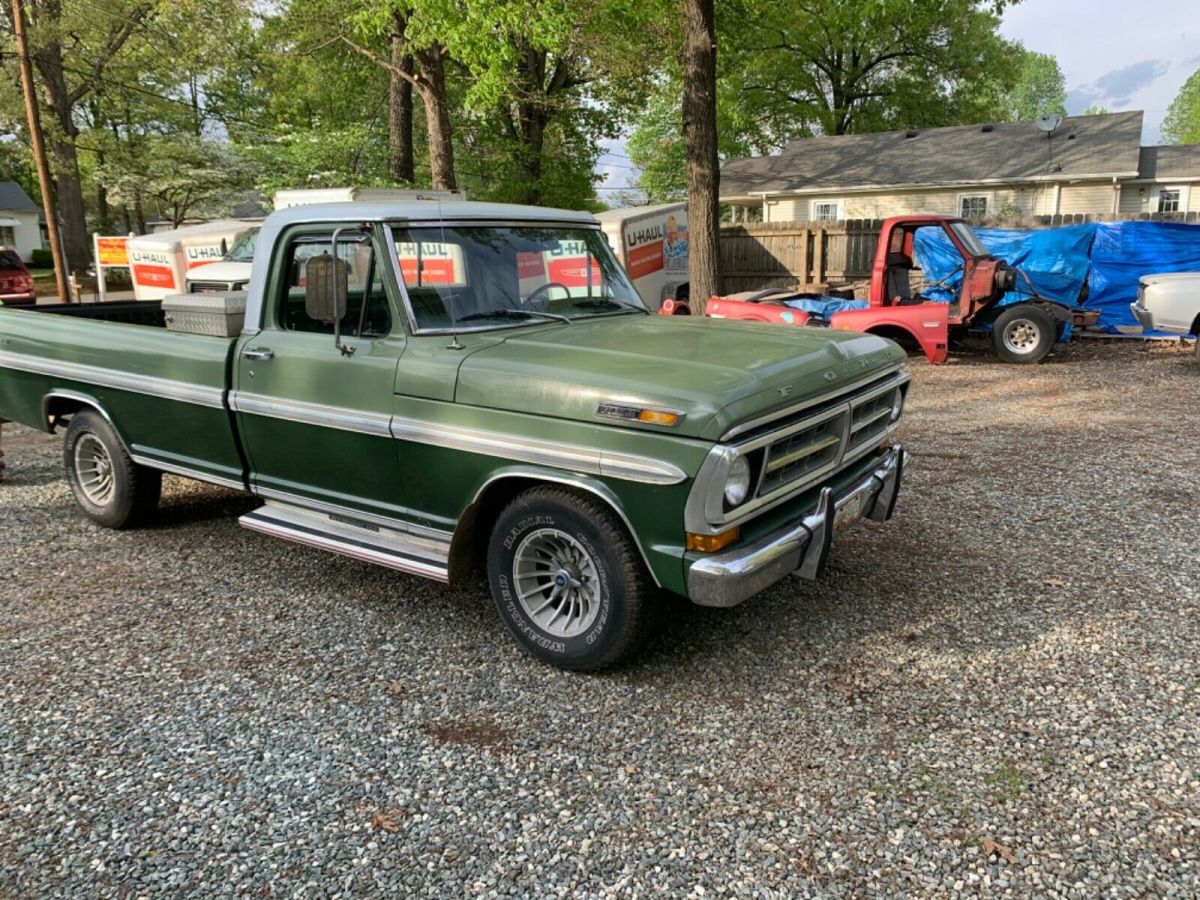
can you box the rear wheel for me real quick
[992,305,1056,364]
[486,486,651,671]
[63,411,161,528]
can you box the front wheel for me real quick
[992,305,1056,364]
[63,410,161,528]
[486,486,652,670]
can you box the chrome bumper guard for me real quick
[1129,302,1154,330]
[687,445,907,608]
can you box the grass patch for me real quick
[985,762,1024,803]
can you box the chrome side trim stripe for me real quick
[130,455,246,491]
[390,415,688,486]
[231,390,687,486]
[0,350,226,409]
[230,391,393,437]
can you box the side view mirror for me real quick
[304,254,347,324]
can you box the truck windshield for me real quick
[949,222,989,258]
[226,227,258,263]
[389,224,649,331]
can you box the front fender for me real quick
[458,464,692,596]
[830,303,949,364]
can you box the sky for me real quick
[594,0,1200,200]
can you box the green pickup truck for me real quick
[0,201,910,669]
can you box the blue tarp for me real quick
[782,296,869,320]
[912,224,1096,309]
[912,220,1200,333]
[1088,222,1200,333]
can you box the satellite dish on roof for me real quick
[1034,115,1062,134]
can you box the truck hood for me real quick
[454,316,906,440]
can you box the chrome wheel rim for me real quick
[74,434,115,506]
[1002,318,1041,355]
[512,528,601,639]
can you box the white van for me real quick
[594,202,688,310]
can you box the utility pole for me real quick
[12,0,71,303]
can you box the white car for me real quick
[1131,273,1200,351]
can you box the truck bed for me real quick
[0,303,246,489]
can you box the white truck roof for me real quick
[272,187,467,209]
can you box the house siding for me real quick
[1058,181,1118,215]
[1119,185,1148,214]
[0,210,43,262]
[764,186,1038,223]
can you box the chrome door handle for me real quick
[242,347,274,361]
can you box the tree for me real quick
[730,0,1021,138]
[5,0,154,269]
[1081,104,1110,116]
[98,136,251,227]
[1003,49,1067,121]
[1163,68,1200,144]
[682,0,719,308]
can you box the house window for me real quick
[810,200,842,221]
[1158,189,1181,213]
[957,193,991,219]
[0,226,14,248]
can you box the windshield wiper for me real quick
[570,297,649,315]
[457,307,572,325]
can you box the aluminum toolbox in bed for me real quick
[161,291,247,337]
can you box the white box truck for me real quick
[594,202,688,310]
[128,220,260,301]
[185,188,465,293]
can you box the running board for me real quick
[239,500,450,582]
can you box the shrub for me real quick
[30,248,53,268]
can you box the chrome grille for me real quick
[759,412,846,495]
[846,387,901,458]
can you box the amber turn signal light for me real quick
[637,408,681,427]
[686,528,740,553]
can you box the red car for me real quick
[0,249,36,305]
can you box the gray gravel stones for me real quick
[1,340,1197,897]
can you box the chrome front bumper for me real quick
[687,445,907,608]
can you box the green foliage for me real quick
[628,0,1028,200]
[1003,49,1068,121]
[31,249,55,268]
[1081,104,1111,116]
[97,136,253,226]
[1163,69,1200,144]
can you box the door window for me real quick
[277,233,391,338]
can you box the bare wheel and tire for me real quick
[487,486,652,670]
[992,304,1056,364]
[63,411,161,528]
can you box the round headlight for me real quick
[724,455,752,507]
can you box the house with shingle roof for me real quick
[721,111,1200,223]
[0,181,46,262]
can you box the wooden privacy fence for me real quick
[719,211,1200,295]
[720,220,882,294]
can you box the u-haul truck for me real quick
[128,219,259,300]
[594,202,688,310]
[184,188,466,294]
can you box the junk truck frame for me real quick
[0,201,910,670]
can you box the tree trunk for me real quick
[681,0,720,309]
[514,101,547,206]
[33,41,90,273]
[414,46,456,191]
[388,11,415,183]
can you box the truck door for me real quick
[232,226,411,521]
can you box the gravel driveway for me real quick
[1,341,1197,898]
